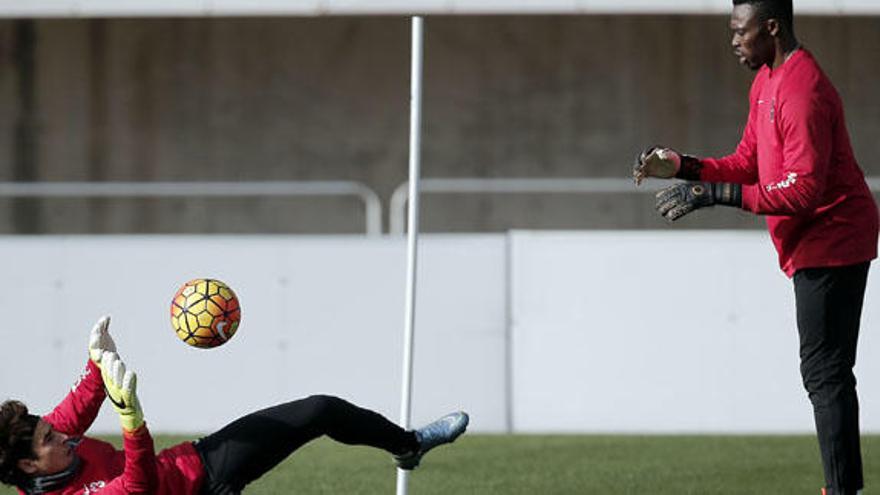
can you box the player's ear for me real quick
[765,18,780,37]
[17,458,38,475]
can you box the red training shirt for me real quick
[699,49,878,276]
[19,360,205,495]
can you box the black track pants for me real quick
[194,395,418,494]
[794,262,870,495]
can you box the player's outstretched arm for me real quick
[99,351,158,494]
[42,316,116,436]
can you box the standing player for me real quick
[0,316,469,494]
[633,1,877,494]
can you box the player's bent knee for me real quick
[301,394,346,418]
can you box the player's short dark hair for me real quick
[733,0,794,31]
[0,400,40,487]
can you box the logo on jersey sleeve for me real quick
[71,366,92,392]
[765,172,798,192]
[83,480,106,494]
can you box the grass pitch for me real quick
[3,435,877,494]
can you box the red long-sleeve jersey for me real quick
[699,49,878,276]
[20,360,205,495]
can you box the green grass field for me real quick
[3,435,877,494]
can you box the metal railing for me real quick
[390,176,880,234]
[0,181,383,236]
[5,177,877,236]
[389,177,663,234]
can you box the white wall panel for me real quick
[840,0,880,15]
[210,0,321,16]
[510,231,880,433]
[1,233,877,434]
[449,0,578,14]
[574,0,726,14]
[0,0,875,17]
[0,0,73,16]
[0,235,508,434]
[320,0,450,14]
[77,0,203,15]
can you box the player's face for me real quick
[730,3,774,70]
[18,420,76,476]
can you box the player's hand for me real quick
[100,351,145,432]
[633,146,681,185]
[655,182,715,221]
[88,315,117,366]
[656,181,742,221]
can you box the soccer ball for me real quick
[170,278,241,349]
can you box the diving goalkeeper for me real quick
[0,316,469,494]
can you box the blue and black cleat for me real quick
[395,411,470,470]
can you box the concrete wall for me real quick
[1,233,878,434]
[0,16,878,233]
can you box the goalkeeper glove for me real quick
[88,315,117,367]
[100,351,145,433]
[633,145,704,184]
[633,146,680,185]
[655,182,742,221]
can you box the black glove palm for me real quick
[655,182,741,221]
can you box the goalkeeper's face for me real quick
[18,420,75,477]
[729,3,775,70]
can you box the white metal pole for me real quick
[396,15,424,495]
